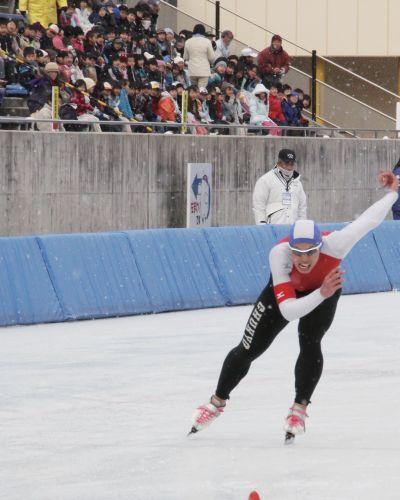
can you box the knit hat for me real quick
[48,24,59,34]
[173,56,184,64]
[271,34,282,42]
[214,60,227,69]
[289,220,322,250]
[253,83,269,95]
[240,47,257,58]
[44,62,59,73]
[83,77,95,91]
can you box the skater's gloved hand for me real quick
[379,170,399,191]
[320,267,344,298]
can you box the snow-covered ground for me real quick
[1,292,399,500]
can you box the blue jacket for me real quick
[281,100,301,126]
[392,165,400,212]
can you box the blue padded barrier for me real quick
[0,222,398,327]
[203,225,277,305]
[318,223,392,294]
[125,228,226,312]
[0,237,64,325]
[373,221,400,290]
[37,233,152,319]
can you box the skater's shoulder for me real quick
[270,239,291,261]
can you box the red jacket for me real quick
[268,94,285,123]
[71,90,93,116]
[157,94,176,122]
[257,46,291,76]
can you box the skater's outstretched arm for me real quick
[324,172,399,259]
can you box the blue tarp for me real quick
[318,223,392,294]
[0,222,398,327]
[0,237,63,325]
[373,221,400,290]
[203,225,277,305]
[37,233,152,319]
[126,228,225,312]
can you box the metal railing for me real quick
[1,116,398,138]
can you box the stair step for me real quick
[2,97,28,107]
[0,108,30,117]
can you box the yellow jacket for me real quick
[19,0,67,28]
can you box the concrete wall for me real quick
[176,0,400,57]
[0,131,399,236]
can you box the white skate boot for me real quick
[188,396,225,435]
[284,403,308,444]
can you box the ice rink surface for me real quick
[1,292,400,500]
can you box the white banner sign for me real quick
[186,163,212,227]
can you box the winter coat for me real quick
[268,94,286,123]
[157,92,177,122]
[240,76,258,93]
[70,89,93,116]
[30,103,54,131]
[392,165,400,213]
[281,100,301,126]
[75,8,93,32]
[118,88,133,119]
[214,38,231,59]
[223,96,243,124]
[253,167,307,224]
[27,75,58,113]
[183,34,215,78]
[208,71,223,87]
[249,95,269,125]
[17,61,39,90]
[19,0,67,28]
[257,46,291,76]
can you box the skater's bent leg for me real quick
[294,289,341,404]
[215,279,288,400]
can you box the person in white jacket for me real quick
[249,83,280,135]
[183,24,215,89]
[252,149,307,224]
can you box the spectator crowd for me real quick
[0,0,311,133]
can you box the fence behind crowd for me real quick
[0,221,398,327]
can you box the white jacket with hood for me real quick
[249,83,269,125]
[252,166,307,224]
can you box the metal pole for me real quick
[215,1,220,39]
[311,50,317,122]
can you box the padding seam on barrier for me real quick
[201,229,231,306]
[35,236,68,321]
[121,231,154,313]
[372,232,394,290]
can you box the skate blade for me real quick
[187,426,198,436]
[284,432,295,445]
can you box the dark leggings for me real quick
[215,278,341,404]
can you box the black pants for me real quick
[215,278,341,404]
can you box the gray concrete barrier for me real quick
[0,131,398,236]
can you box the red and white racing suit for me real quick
[215,191,398,403]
